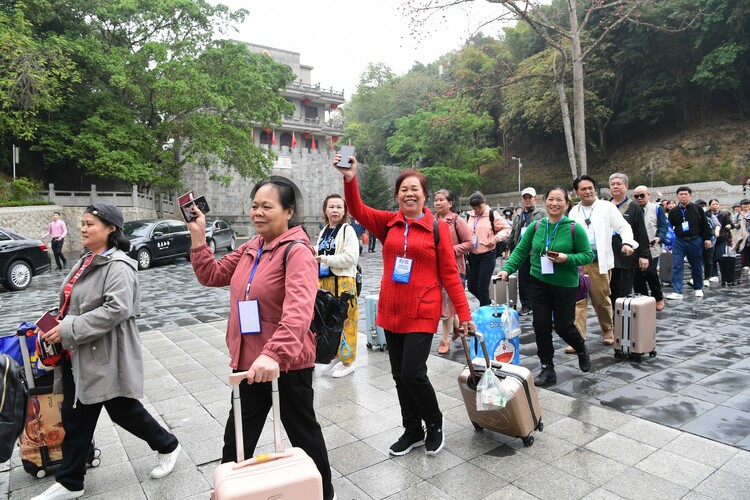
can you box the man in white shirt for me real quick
[568,176,639,346]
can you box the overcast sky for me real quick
[210,0,514,101]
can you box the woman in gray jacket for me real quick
[33,204,180,500]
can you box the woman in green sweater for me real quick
[496,186,595,386]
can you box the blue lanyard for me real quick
[322,225,338,253]
[473,213,481,233]
[545,219,561,252]
[403,214,424,256]
[680,207,687,221]
[244,244,264,300]
[582,206,593,222]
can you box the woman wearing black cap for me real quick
[33,204,180,500]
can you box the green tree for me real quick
[360,163,392,210]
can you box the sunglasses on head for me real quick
[633,193,647,199]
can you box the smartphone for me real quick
[36,310,59,334]
[181,194,210,222]
[337,145,356,168]
[547,251,559,259]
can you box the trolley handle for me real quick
[459,330,491,385]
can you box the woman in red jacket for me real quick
[186,179,334,500]
[333,154,476,457]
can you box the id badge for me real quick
[392,257,413,283]
[681,221,690,232]
[520,226,527,237]
[541,256,555,275]
[238,300,261,334]
[472,235,478,248]
[319,263,331,277]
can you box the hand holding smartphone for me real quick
[336,145,356,168]
[179,190,211,222]
[547,251,559,260]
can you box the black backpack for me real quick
[1,353,27,462]
[282,241,351,364]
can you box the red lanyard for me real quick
[59,254,95,319]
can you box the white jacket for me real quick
[315,223,359,278]
[569,198,638,274]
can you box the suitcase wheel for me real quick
[536,420,544,432]
[379,345,387,352]
[366,342,372,349]
[471,421,483,431]
[88,457,101,467]
[36,468,47,479]
[522,435,534,447]
[22,459,46,479]
[614,350,624,359]
[649,350,657,358]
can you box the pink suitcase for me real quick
[614,295,657,361]
[211,374,323,500]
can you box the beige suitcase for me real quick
[489,273,519,309]
[211,374,323,500]
[457,332,543,446]
[614,295,657,361]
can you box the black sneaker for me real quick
[577,345,591,373]
[425,417,445,455]
[534,365,557,386]
[519,307,532,316]
[388,431,425,456]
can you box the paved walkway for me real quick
[2,248,749,499]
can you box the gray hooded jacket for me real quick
[56,249,143,405]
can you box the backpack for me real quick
[282,240,351,364]
[0,353,28,462]
[532,220,590,301]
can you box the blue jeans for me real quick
[671,237,704,293]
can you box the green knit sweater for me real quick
[503,217,594,288]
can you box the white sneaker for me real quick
[331,364,355,378]
[150,444,181,479]
[687,279,694,287]
[30,482,83,500]
[317,359,341,374]
[709,276,720,283]
[695,290,704,298]
[665,292,683,300]
[703,280,710,287]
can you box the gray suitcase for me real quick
[490,273,518,309]
[364,295,387,351]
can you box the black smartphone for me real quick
[547,251,559,259]
[337,145,356,168]
[181,195,210,222]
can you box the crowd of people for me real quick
[29,157,749,499]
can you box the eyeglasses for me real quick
[633,194,647,199]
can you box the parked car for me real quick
[0,227,52,291]
[205,219,236,253]
[124,219,191,270]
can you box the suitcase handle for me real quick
[459,330,491,385]
[232,451,293,470]
[491,275,512,314]
[229,373,282,462]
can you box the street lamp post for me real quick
[512,156,522,192]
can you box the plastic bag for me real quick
[476,369,512,411]
[501,309,522,339]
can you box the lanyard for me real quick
[473,213,481,233]
[581,206,593,226]
[403,214,424,256]
[680,207,688,221]
[616,197,629,209]
[545,219,562,253]
[244,244,264,300]
[321,225,338,253]
[60,248,114,318]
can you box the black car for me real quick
[124,219,191,270]
[205,219,236,253]
[0,227,52,291]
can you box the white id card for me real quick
[238,300,261,334]
[541,256,555,274]
[681,221,690,232]
[472,235,478,248]
[319,263,331,277]
[520,226,527,237]
[392,256,413,283]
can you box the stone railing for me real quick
[43,184,175,215]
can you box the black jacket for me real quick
[612,198,650,269]
[668,202,712,242]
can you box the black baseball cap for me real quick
[85,203,124,230]
[695,199,707,205]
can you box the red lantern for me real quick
[263,128,272,134]
[302,98,311,106]
[330,103,338,110]
[331,136,339,142]
[302,132,311,139]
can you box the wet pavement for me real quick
[2,245,750,499]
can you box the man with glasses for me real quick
[632,185,668,310]
[568,175,639,346]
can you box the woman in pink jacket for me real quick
[433,189,473,354]
[187,179,334,500]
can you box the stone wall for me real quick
[0,205,156,253]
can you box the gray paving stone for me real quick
[594,383,672,413]
[484,483,540,500]
[75,461,139,496]
[508,432,578,464]
[428,461,507,499]
[141,466,211,499]
[346,459,421,499]
[580,487,627,499]
[551,448,628,487]
[543,417,607,446]
[470,446,546,483]
[720,450,750,479]
[441,427,502,461]
[612,417,681,448]
[151,394,201,415]
[513,462,597,500]
[390,447,464,480]
[327,440,387,476]
[661,433,739,468]
[331,476,372,500]
[80,483,147,500]
[321,424,360,451]
[631,393,715,427]
[383,480,454,499]
[634,449,715,489]
[584,432,657,466]
[680,405,750,445]
[601,467,689,500]
[695,469,750,500]
[182,438,223,466]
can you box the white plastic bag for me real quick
[501,309,522,339]
[476,369,512,411]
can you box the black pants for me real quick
[530,276,585,366]
[518,255,532,309]
[710,240,727,277]
[467,249,496,306]
[222,369,333,500]
[703,245,713,280]
[384,331,441,435]
[610,268,635,305]
[51,238,67,268]
[633,256,663,301]
[57,361,177,492]
[368,232,376,252]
